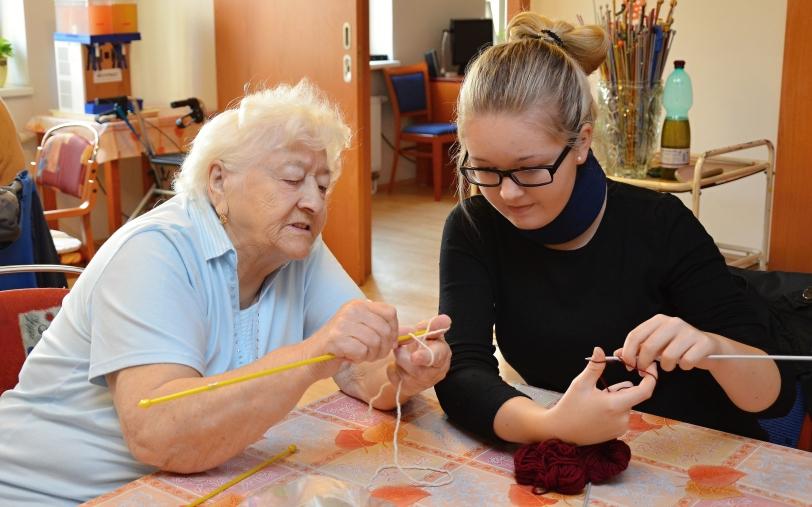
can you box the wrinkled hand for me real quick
[547,347,657,446]
[310,300,399,377]
[386,314,452,398]
[616,314,721,372]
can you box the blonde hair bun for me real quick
[507,12,609,75]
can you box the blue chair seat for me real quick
[758,382,808,448]
[403,122,457,136]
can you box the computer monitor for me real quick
[424,49,439,78]
[450,19,493,73]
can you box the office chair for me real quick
[383,63,457,201]
[0,264,83,393]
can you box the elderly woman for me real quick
[0,81,451,505]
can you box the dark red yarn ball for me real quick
[579,439,632,483]
[513,438,631,495]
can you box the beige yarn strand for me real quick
[366,318,454,488]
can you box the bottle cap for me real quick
[674,60,686,69]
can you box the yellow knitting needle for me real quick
[186,444,297,507]
[138,327,449,408]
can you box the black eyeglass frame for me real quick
[459,145,572,188]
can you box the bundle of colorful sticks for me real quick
[597,0,678,89]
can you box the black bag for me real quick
[0,179,22,248]
[729,266,812,418]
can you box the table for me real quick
[26,112,200,235]
[609,140,775,269]
[84,385,812,506]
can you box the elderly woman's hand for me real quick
[310,300,399,377]
[386,314,452,398]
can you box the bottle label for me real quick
[661,148,690,168]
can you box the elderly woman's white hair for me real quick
[174,80,352,201]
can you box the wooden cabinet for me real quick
[772,0,812,272]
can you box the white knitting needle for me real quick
[585,355,812,362]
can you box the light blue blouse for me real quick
[0,193,362,505]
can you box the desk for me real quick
[412,77,463,192]
[609,140,775,270]
[85,385,812,506]
[429,76,462,124]
[26,113,200,235]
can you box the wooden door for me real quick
[507,0,530,19]
[772,0,812,272]
[213,0,371,283]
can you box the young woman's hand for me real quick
[386,314,452,398]
[546,347,657,445]
[616,314,722,372]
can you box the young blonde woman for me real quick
[435,12,793,446]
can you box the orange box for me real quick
[87,4,113,35]
[55,0,137,35]
[112,3,137,33]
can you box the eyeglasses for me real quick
[459,145,572,187]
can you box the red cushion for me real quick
[0,288,68,393]
[37,133,92,198]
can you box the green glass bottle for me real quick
[660,60,693,179]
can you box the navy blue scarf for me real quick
[519,150,606,245]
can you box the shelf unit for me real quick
[609,139,775,269]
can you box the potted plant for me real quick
[0,37,13,88]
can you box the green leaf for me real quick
[0,37,14,59]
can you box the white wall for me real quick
[530,0,786,252]
[2,0,58,151]
[129,0,217,110]
[392,0,487,69]
[376,0,487,186]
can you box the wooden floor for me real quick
[360,182,457,326]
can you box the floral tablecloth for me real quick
[84,386,812,506]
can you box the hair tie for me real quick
[539,29,564,48]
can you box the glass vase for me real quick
[593,80,663,179]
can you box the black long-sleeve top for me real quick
[436,181,794,442]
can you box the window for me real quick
[0,0,31,91]
[487,0,506,42]
[369,0,393,60]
